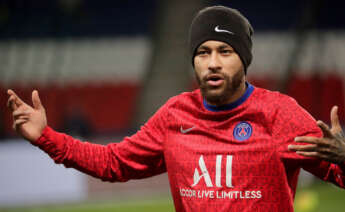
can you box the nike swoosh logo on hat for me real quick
[215,26,234,35]
[180,126,195,134]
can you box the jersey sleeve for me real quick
[273,95,345,189]
[33,104,169,182]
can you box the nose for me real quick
[208,52,221,72]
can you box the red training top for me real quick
[34,83,345,212]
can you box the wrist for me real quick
[32,125,50,145]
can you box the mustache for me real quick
[201,71,226,82]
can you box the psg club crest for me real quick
[233,122,252,141]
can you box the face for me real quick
[194,40,246,106]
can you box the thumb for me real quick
[330,105,342,134]
[32,90,44,110]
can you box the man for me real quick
[7,5,345,212]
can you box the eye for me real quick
[220,49,233,54]
[196,50,208,56]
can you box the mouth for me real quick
[205,74,224,87]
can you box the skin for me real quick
[7,89,47,143]
[194,40,246,106]
[288,106,345,164]
[6,40,345,164]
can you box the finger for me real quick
[13,113,30,120]
[295,136,331,147]
[7,89,26,108]
[294,136,324,144]
[15,118,28,126]
[288,144,318,152]
[330,105,343,134]
[12,108,30,117]
[317,120,333,138]
[32,90,43,110]
[13,118,29,131]
[295,151,328,160]
[7,95,17,111]
[13,119,28,131]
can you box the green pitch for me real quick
[0,198,175,212]
[294,182,345,212]
[1,182,345,212]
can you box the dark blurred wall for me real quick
[0,1,344,139]
[213,0,345,30]
[0,0,157,39]
[1,0,344,41]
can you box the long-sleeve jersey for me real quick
[34,83,345,212]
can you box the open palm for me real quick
[289,106,345,164]
[7,89,47,143]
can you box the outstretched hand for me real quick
[288,106,345,164]
[7,89,47,143]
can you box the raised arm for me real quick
[6,90,166,182]
[287,106,345,188]
[289,106,345,164]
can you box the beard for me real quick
[195,69,244,106]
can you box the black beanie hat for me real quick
[189,6,254,73]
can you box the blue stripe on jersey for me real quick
[203,82,254,112]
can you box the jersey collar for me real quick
[203,82,254,112]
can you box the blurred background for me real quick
[0,0,345,211]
